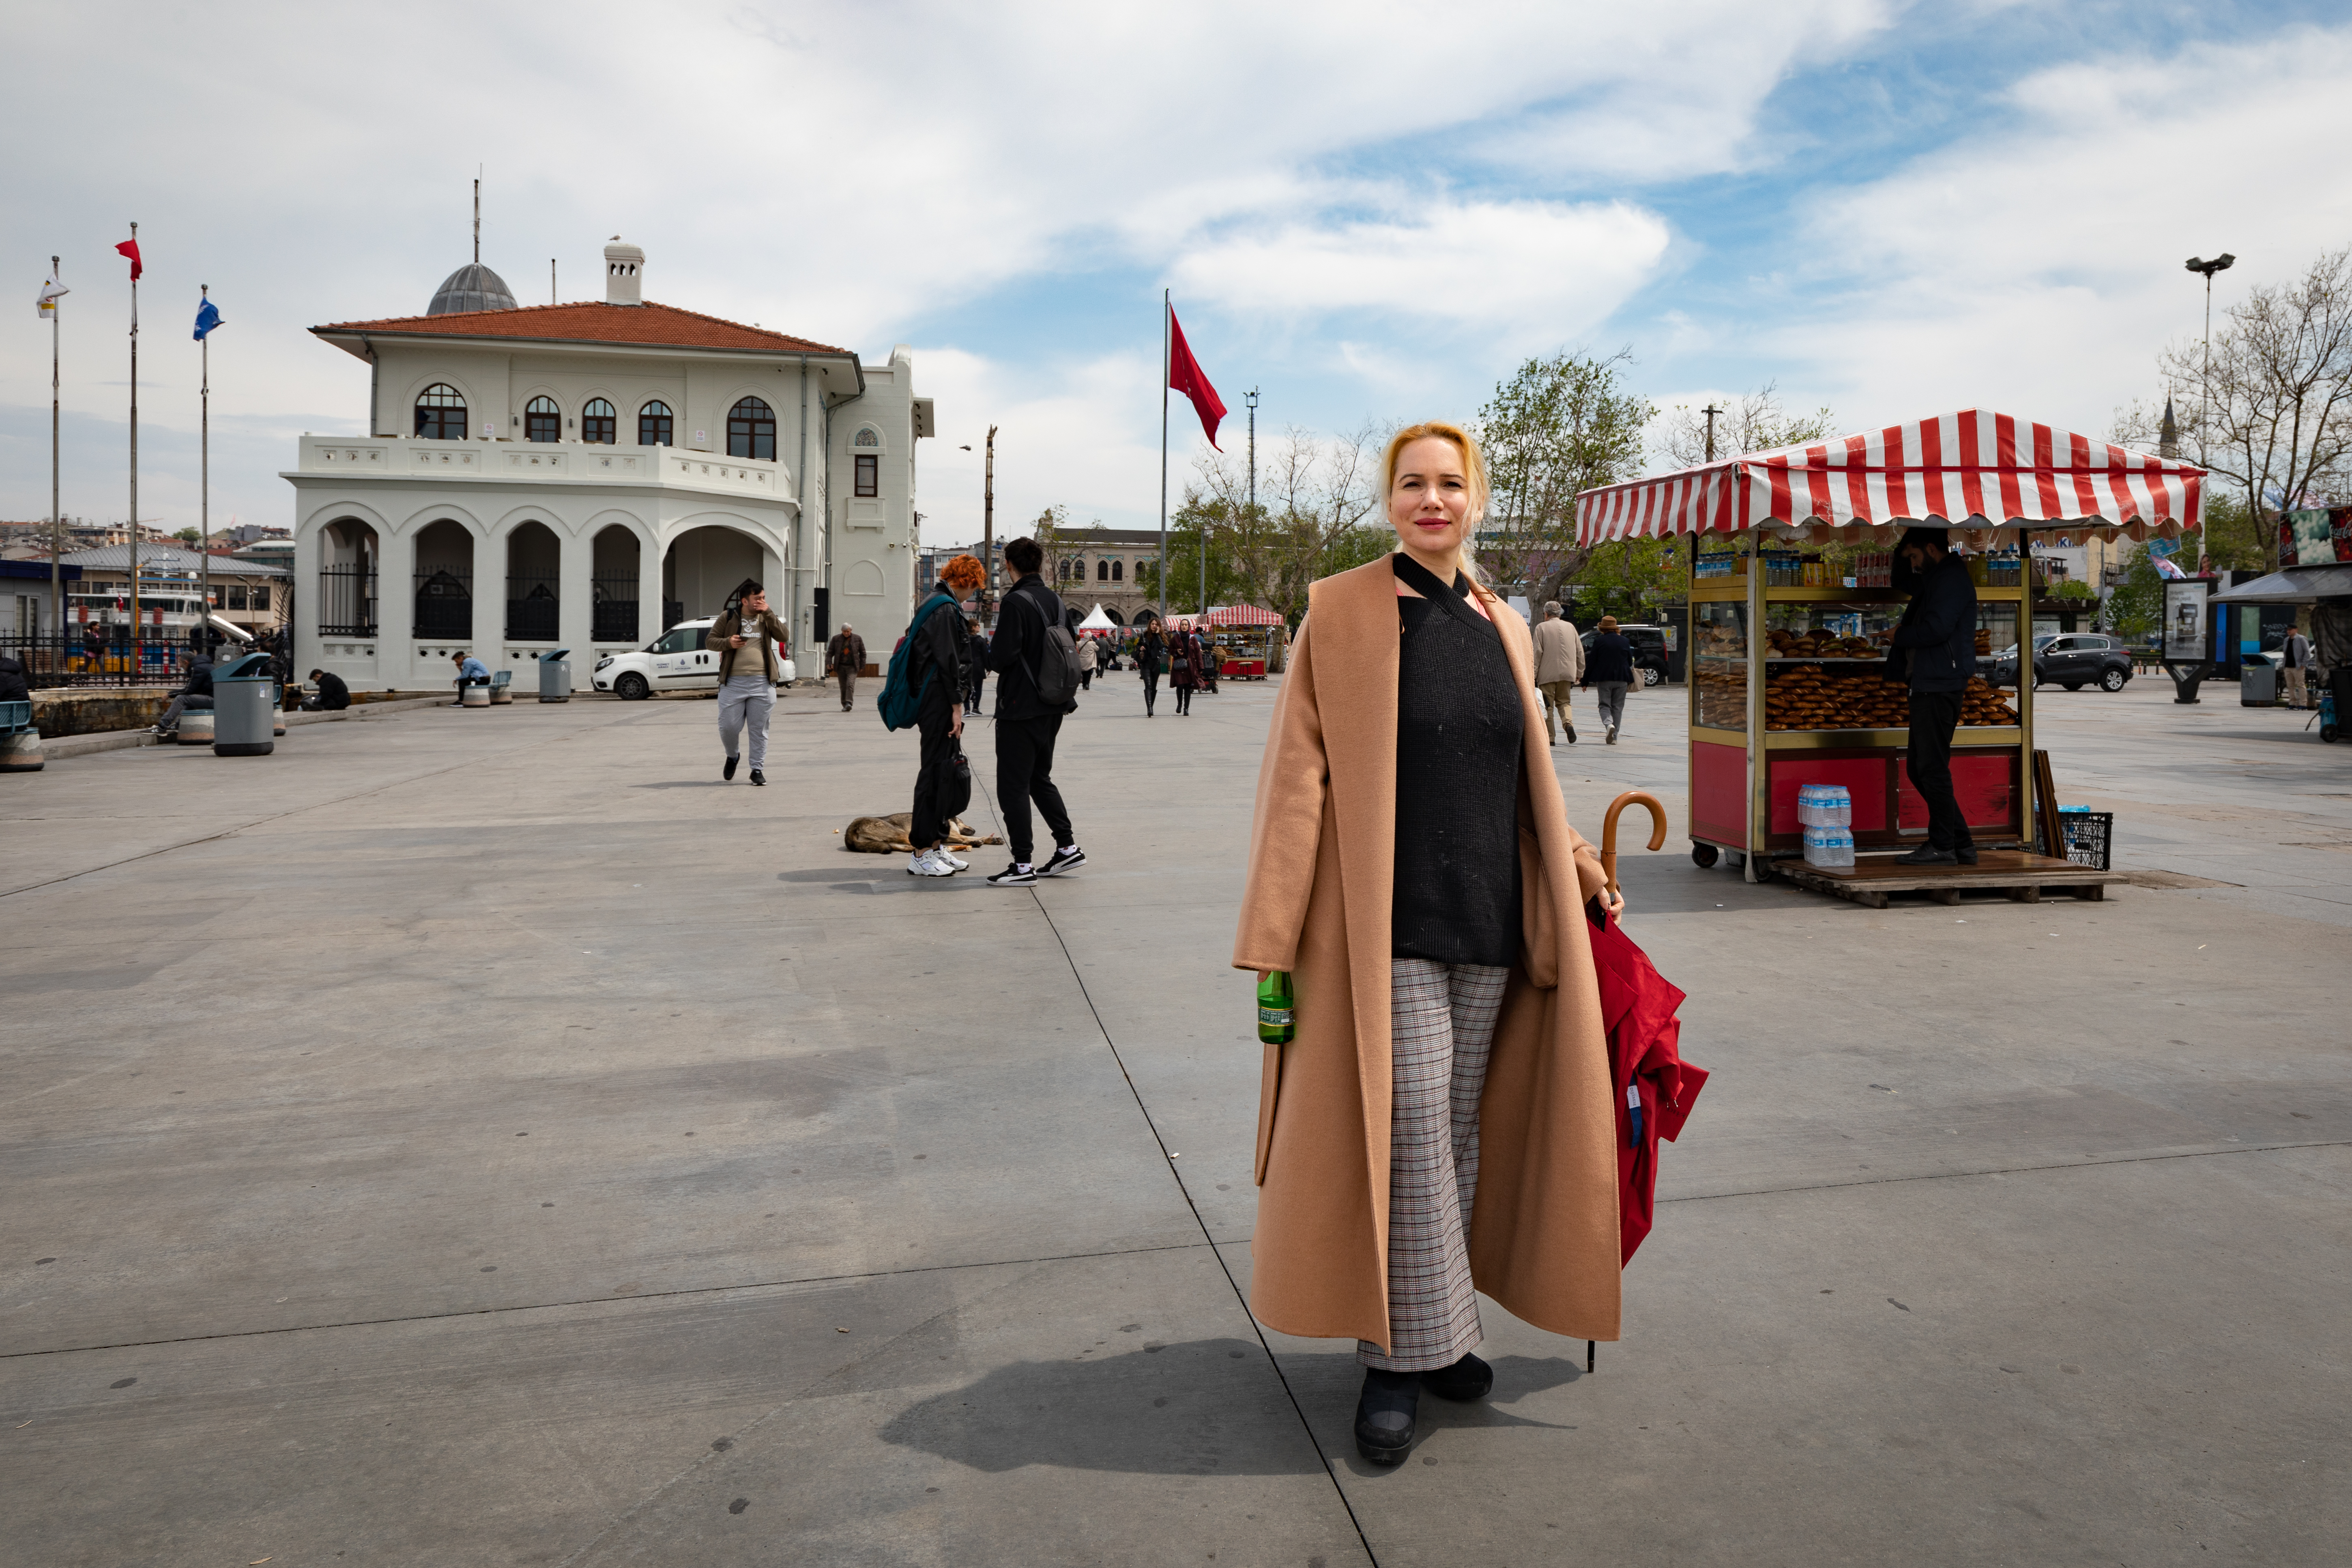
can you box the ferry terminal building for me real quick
[285,241,931,688]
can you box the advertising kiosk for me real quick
[1574,409,2203,887]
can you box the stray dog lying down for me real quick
[842,813,1002,854]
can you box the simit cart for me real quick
[1574,409,2202,897]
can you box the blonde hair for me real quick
[1381,420,1489,584]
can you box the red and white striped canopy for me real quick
[1575,409,2204,547]
[1200,604,1284,627]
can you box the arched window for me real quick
[1096,559,1110,582]
[639,401,673,447]
[1112,560,1124,582]
[525,396,560,443]
[581,399,616,445]
[728,397,775,461]
[853,426,881,448]
[414,384,467,440]
[1057,558,1071,582]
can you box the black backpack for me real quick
[1014,584,1084,711]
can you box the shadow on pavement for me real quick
[879,1337,1325,1477]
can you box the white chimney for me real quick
[604,238,644,306]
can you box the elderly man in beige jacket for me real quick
[1530,599,1583,744]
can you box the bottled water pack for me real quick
[1797,783,1852,827]
[1803,826,1856,868]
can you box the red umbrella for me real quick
[1592,791,1708,1266]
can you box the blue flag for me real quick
[193,297,223,341]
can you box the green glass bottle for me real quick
[1257,970,1295,1045]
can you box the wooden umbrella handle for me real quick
[1600,790,1670,906]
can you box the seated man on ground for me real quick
[303,669,351,712]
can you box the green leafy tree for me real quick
[2105,546,2166,639]
[1473,351,1651,604]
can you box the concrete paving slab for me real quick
[3,664,2346,1564]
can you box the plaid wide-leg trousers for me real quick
[1358,956,1511,1371]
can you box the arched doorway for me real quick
[504,521,561,641]
[662,525,766,630]
[592,526,641,642]
[413,519,475,640]
[319,518,378,636]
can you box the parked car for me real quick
[592,618,797,700]
[1581,623,1671,686]
[1983,632,2132,692]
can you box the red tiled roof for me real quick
[312,300,851,356]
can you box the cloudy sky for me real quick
[4,0,2349,544]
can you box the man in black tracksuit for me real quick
[984,536,1085,886]
[1889,527,1980,865]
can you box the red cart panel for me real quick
[1691,740,1747,846]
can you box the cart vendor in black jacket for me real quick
[1889,527,1979,865]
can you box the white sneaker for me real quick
[906,847,956,877]
[936,847,970,871]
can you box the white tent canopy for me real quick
[1076,603,1117,631]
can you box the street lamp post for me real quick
[2184,254,2235,575]
[982,425,997,626]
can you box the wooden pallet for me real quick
[1778,848,2121,908]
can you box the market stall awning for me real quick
[1076,603,1117,631]
[2210,562,2352,604]
[1576,409,2204,547]
[1201,604,1283,626]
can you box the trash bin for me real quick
[539,648,572,703]
[460,682,491,708]
[2239,653,2278,707]
[213,652,276,756]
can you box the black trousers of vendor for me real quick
[1906,689,1973,852]
[909,680,960,848]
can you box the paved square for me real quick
[4,674,2346,1565]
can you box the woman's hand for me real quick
[1605,885,1628,917]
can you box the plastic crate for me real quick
[2058,810,2112,871]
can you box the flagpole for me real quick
[1158,289,1169,626]
[200,284,210,653]
[50,256,61,672]
[127,222,139,683]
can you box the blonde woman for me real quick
[1233,420,1625,1466]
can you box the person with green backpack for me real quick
[881,554,986,876]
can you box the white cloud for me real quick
[1172,197,1671,343]
[1766,24,2352,440]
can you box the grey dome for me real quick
[428,262,518,316]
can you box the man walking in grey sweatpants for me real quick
[707,583,788,786]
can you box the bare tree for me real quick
[1178,423,1382,625]
[1654,381,1838,472]
[2158,246,2352,570]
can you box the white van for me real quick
[592,618,797,700]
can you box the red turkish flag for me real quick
[1167,307,1225,450]
[116,238,142,281]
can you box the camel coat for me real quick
[1231,556,1622,1353]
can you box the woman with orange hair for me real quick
[1233,422,1625,1465]
[905,555,987,876]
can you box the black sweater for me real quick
[1890,552,1979,693]
[1391,555,1524,968]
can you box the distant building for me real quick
[283,238,932,690]
[59,543,290,640]
[1046,526,1165,625]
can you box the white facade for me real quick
[283,244,929,691]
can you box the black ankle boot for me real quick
[1354,1368,1420,1465]
[1419,1351,1493,1402]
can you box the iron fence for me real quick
[506,575,561,641]
[318,565,378,638]
[592,575,639,642]
[2,628,203,689]
[414,567,473,639]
